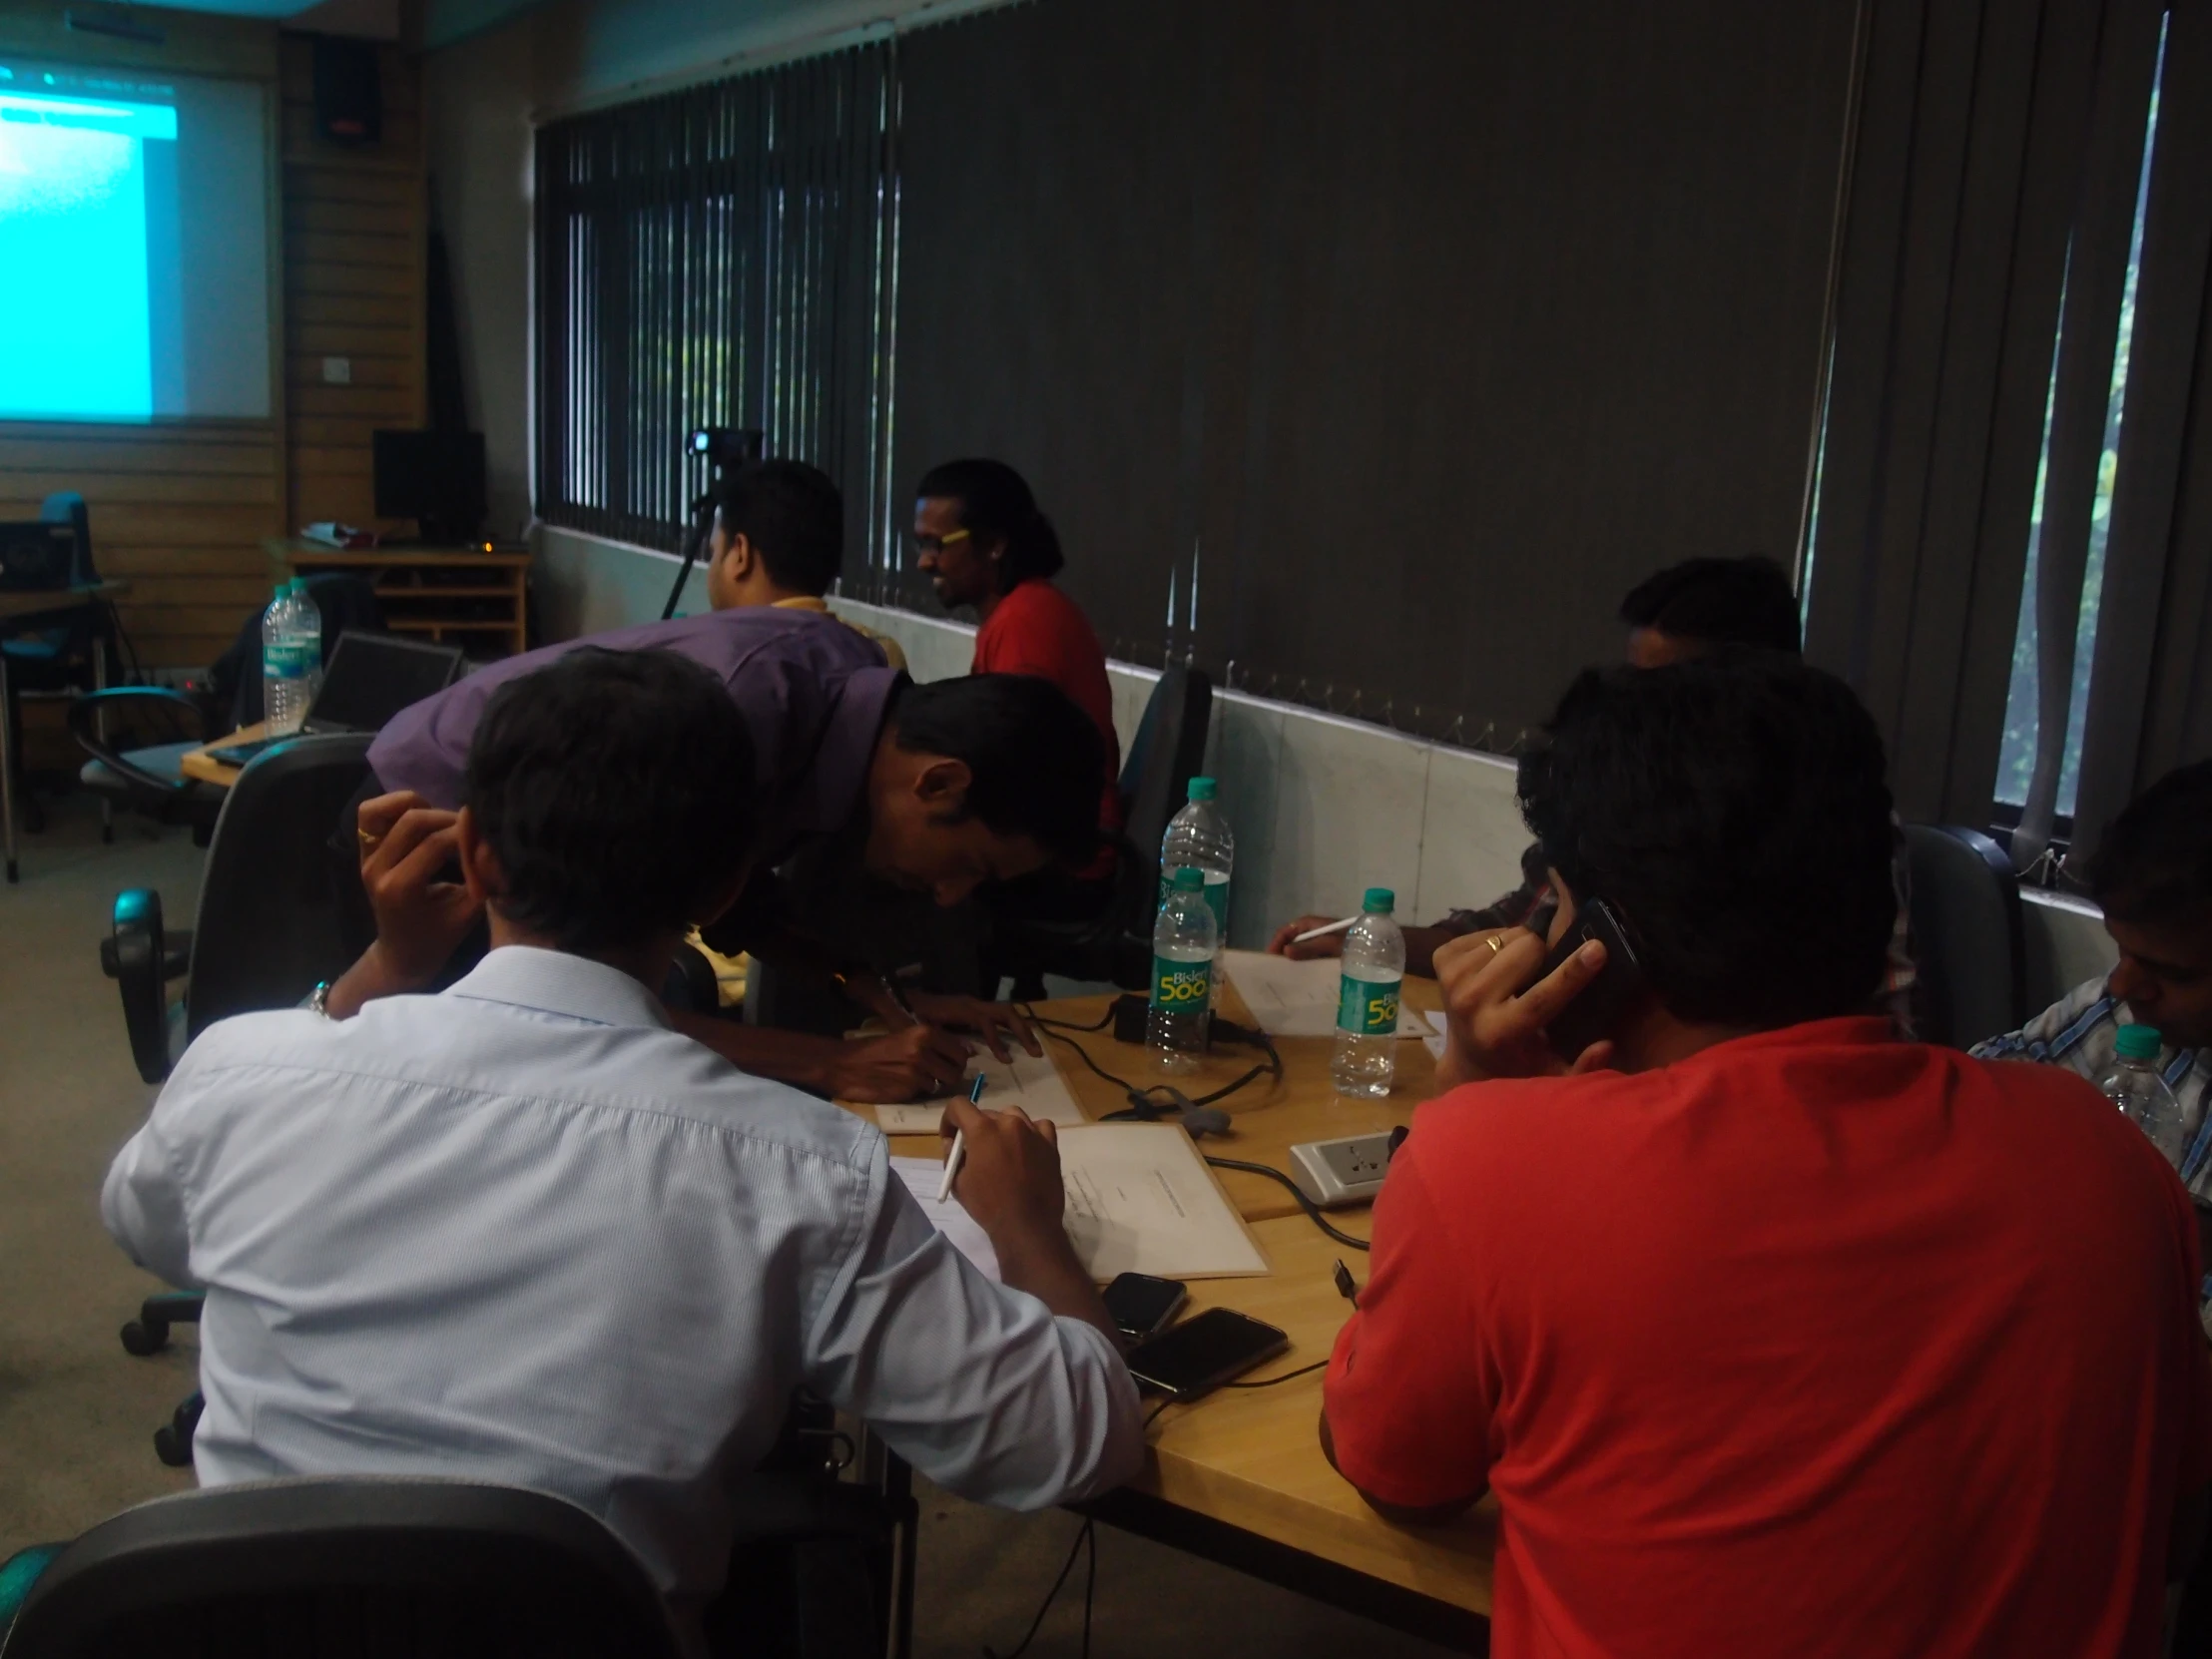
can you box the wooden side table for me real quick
[269,541,530,659]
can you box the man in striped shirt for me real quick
[1974,762,2212,1325]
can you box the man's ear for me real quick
[721,531,758,582]
[455,807,507,909]
[911,756,972,813]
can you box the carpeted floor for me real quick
[0,787,1455,1658]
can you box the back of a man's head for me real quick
[1619,556,1802,656]
[1517,653,1894,1030]
[464,648,758,954]
[716,460,844,596]
[889,673,1103,865]
[2085,759,2212,925]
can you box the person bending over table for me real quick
[1321,653,2211,1658]
[350,593,1105,1100]
[914,459,1122,898]
[704,457,908,671]
[100,648,1141,1654]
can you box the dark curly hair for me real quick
[2085,759,2212,924]
[1618,556,1801,654]
[464,647,758,953]
[914,458,1065,587]
[1516,652,1895,1028]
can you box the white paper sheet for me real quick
[1221,949,1427,1038]
[874,1042,1089,1136]
[890,1156,1001,1281]
[1423,1008,1448,1059]
[891,1126,1268,1283]
[1056,1124,1269,1280]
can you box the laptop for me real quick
[208,631,466,767]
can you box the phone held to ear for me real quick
[1102,1272,1189,1344]
[1123,1308,1291,1398]
[1532,895,1648,1065]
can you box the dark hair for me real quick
[464,648,758,953]
[714,460,844,596]
[1516,652,1895,1029]
[887,674,1103,865]
[2084,760,2212,923]
[1618,556,1802,655]
[914,458,1065,586]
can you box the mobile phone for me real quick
[1531,895,1648,1065]
[1103,1272,1189,1343]
[1123,1308,1291,1399]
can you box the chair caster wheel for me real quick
[153,1423,192,1466]
[121,1319,169,1356]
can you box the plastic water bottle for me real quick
[2100,1023,2188,1165]
[261,579,322,734]
[1332,888,1404,1098]
[1160,776,1234,1005]
[1148,866,1218,1073]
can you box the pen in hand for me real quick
[937,1071,985,1203]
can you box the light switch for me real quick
[321,356,352,384]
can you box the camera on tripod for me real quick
[688,427,765,472]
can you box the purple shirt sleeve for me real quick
[366,609,900,860]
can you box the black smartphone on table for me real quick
[1103,1272,1189,1344]
[1123,1308,1291,1398]
[1531,895,1648,1065]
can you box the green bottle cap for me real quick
[1362,887,1394,913]
[1172,866,1205,892]
[288,578,309,596]
[273,583,287,601]
[2116,1024,2162,1061]
[1187,777,1217,802]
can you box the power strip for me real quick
[1289,1133,1398,1209]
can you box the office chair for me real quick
[2,493,112,870]
[1903,824,2028,1049]
[3,1478,685,1659]
[68,687,228,844]
[990,665,1214,994]
[102,734,376,1425]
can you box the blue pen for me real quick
[937,1071,985,1203]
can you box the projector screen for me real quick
[0,58,271,421]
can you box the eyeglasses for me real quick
[908,527,971,557]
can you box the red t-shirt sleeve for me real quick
[1324,1135,1494,1509]
[2161,1171,2212,1492]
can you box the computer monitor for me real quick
[372,430,487,543]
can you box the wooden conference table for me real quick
[850,976,1494,1648]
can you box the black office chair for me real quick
[103,734,375,1398]
[3,493,112,869]
[1903,824,2028,1050]
[68,687,228,844]
[991,665,1214,994]
[4,1478,685,1659]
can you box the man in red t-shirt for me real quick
[1323,655,2212,1658]
[913,459,1122,879]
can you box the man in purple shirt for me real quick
[340,604,1105,1102]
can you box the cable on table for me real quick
[1203,1156,1372,1251]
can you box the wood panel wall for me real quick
[281,34,426,534]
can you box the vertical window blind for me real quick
[534,43,895,563]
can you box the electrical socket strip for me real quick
[1289,1132,1399,1209]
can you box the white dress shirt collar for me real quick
[443,944,672,1031]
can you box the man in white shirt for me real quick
[101,645,1143,1652]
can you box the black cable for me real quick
[1226,1359,1329,1388]
[1029,1005,1115,1033]
[1204,1156,1372,1251]
[1034,1020,1282,1110]
[984,1516,1095,1659]
[1143,1397,1176,1432]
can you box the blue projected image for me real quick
[0,89,179,420]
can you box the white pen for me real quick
[937,1072,986,1202]
[1292,915,1360,945]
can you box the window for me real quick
[1994,16,2167,825]
[534,46,897,568]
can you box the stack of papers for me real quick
[890,1123,1268,1282]
[1222,949,1428,1038]
[875,1043,1089,1135]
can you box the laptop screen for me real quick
[308,632,464,732]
